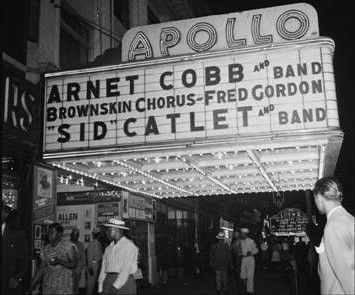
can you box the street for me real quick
[140,267,298,295]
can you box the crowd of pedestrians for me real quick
[1,176,354,295]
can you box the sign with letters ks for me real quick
[2,62,41,142]
[43,40,338,154]
[122,3,319,61]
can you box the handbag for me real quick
[133,268,143,280]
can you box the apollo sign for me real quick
[43,39,338,154]
[122,3,319,61]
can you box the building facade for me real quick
[2,0,210,288]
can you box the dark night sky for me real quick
[203,0,355,212]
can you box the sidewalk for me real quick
[139,268,295,295]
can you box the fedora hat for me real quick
[104,218,129,230]
[216,231,225,239]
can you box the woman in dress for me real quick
[26,223,78,295]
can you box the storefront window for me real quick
[114,0,130,28]
[60,7,89,70]
[2,156,21,209]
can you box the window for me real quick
[2,0,27,64]
[148,7,159,25]
[2,156,21,209]
[114,0,129,28]
[60,7,90,70]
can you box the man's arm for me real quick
[251,240,259,255]
[324,222,355,294]
[112,245,138,290]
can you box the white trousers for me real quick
[240,256,255,293]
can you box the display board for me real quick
[57,190,122,205]
[97,202,120,226]
[57,204,96,243]
[127,193,156,222]
[269,208,314,236]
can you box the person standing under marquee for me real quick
[210,231,231,295]
[2,206,29,295]
[239,228,258,295]
[98,219,138,295]
[313,177,354,295]
[26,223,78,295]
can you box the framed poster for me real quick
[37,167,53,199]
[32,166,56,224]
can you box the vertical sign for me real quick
[97,202,121,226]
[32,166,56,224]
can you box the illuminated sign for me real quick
[270,208,315,236]
[122,3,319,61]
[43,39,338,154]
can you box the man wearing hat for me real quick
[210,231,232,295]
[239,228,258,295]
[98,219,138,295]
[86,228,103,295]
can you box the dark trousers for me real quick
[103,273,136,295]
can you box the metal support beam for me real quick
[247,150,279,192]
[318,145,326,179]
[178,156,239,195]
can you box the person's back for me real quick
[318,207,354,294]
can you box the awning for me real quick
[45,129,342,199]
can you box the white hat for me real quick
[216,232,225,239]
[241,228,250,234]
[103,219,129,230]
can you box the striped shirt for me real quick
[98,236,138,292]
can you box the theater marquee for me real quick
[44,39,338,153]
[42,4,343,199]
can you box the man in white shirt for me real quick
[313,177,354,295]
[239,228,258,295]
[98,219,138,295]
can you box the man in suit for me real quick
[1,206,29,295]
[210,231,231,295]
[313,177,355,295]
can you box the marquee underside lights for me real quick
[45,132,342,199]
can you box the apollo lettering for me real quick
[128,9,310,61]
